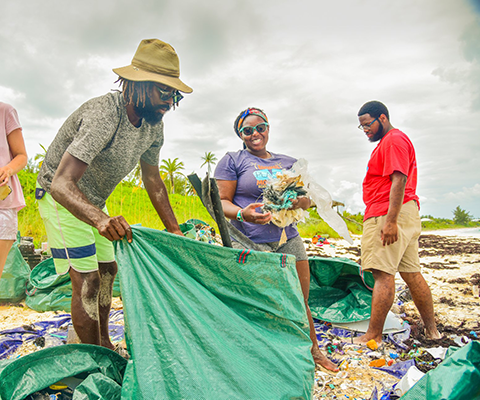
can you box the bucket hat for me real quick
[113,39,192,93]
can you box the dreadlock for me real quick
[115,77,149,107]
[115,77,181,110]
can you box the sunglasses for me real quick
[239,122,269,136]
[155,85,184,103]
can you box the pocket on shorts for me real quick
[37,193,54,221]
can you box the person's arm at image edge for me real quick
[0,129,28,185]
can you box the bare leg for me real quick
[354,269,395,345]
[98,261,117,349]
[400,271,441,339]
[0,240,15,278]
[296,260,338,371]
[69,268,101,345]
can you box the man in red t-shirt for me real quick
[353,101,441,346]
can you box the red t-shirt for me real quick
[363,129,419,220]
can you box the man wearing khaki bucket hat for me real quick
[36,39,192,353]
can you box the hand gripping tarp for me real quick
[115,225,314,400]
[0,234,31,303]
[308,257,374,323]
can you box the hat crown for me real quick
[131,39,180,78]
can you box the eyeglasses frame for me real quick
[239,122,270,136]
[358,117,379,131]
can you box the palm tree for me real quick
[160,158,185,194]
[200,151,218,175]
[125,162,142,187]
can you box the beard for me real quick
[135,97,170,126]
[369,121,385,142]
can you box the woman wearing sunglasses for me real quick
[0,101,27,279]
[215,107,338,371]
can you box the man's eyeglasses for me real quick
[155,85,184,103]
[239,122,269,136]
[358,118,378,131]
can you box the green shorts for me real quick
[37,187,115,275]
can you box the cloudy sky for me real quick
[1,0,479,218]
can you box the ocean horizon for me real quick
[423,227,480,238]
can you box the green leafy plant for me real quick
[200,151,218,175]
[453,205,473,225]
[160,158,185,194]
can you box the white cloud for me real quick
[445,184,480,202]
[0,86,25,103]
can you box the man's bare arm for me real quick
[381,171,407,246]
[51,152,132,242]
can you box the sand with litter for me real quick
[1,231,479,399]
[306,231,480,399]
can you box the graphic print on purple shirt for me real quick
[215,150,300,244]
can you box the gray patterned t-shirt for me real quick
[37,91,164,208]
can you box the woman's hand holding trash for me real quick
[241,202,272,225]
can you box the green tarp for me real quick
[0,234,31,303]
[115,225,314,400]
[25,258,121,313]
[308,257,374,323]
[402,340,480,400]
[0,344,127,400]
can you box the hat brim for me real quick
[113,65,193,93]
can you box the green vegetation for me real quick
[452,205,473,225]
[17,170,216,247]
[16,169,479,248]
[421,213,480,231]
[297,209,363,239]
[200,151,218,175]
[160,158,185,194]
[17,168,362,247]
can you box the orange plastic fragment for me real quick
[366,339,378,350]
[369,359,386,367]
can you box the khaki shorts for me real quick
[361,200,421,275]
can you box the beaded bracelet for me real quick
[236,209,244,222]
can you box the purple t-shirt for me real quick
[214,150,299,243]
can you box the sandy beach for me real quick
[1,228,479,399]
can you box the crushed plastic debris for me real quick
[366,339,378,350]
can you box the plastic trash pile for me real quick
[311,313,480,399]
[262,173,309,228]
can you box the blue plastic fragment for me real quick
[374,359,415,379]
